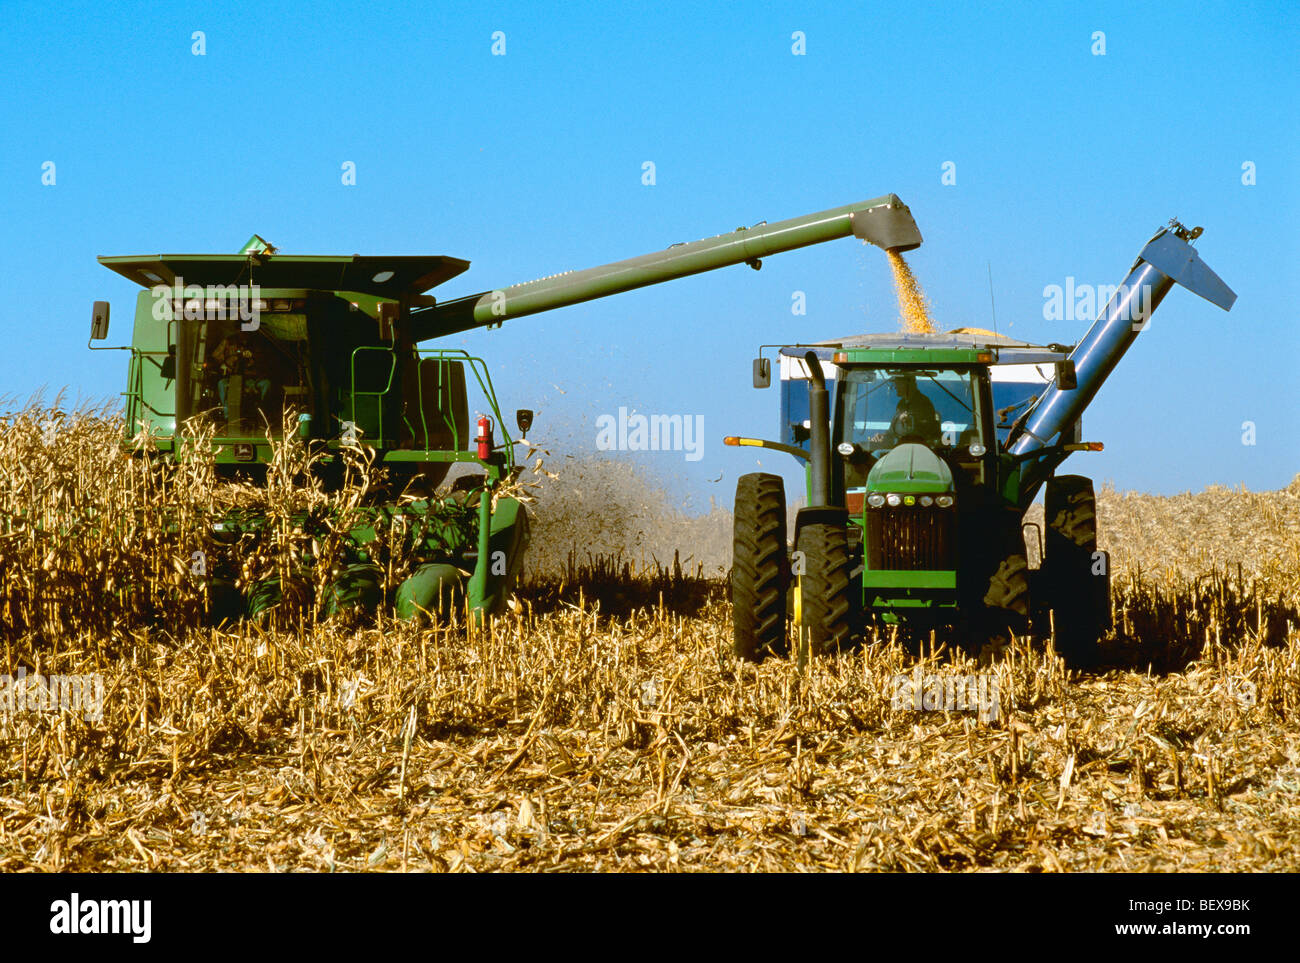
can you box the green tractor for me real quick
[728,215,1236,666]
[87,195,918,623]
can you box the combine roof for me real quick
[98,253,471,297]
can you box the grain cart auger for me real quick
[87,195,918,624]
[727,219,1235,667]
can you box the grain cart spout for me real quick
[1007,221,1236,456]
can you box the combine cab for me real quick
[729,219,1236,666]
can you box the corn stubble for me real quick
[1,405,1298,872]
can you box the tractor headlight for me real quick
[935,495,954,508]
[867,493,885,508]
[920,495,934,507]
[886,493,902,507]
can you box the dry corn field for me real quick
[1,403,1298,873]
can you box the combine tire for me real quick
[1045,475,1108,667]
[795,522,852,659]
[731,473,789,661]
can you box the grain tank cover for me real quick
[98,252,471,296]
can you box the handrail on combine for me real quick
[123,348,177,425]
[410,348,516,471]
[348,345,397,444]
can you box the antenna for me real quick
[987,261,998,338]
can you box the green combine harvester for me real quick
[728,207,1236,666]
[88,195,919,622]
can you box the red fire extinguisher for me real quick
[476,415,494,461]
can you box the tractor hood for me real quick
[866,444,953,493]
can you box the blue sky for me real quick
[2,0,1295,507]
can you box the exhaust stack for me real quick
[1007,222,1235,456]
[805,351,832,507]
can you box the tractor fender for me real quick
[792,506,849,554]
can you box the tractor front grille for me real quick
[866,508,955,571]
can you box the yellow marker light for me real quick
[723,436,739,446]
[832,351,848,364]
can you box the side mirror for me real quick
[752,357,771,389]
[90,301,110,340]
[516,408,534,437]
[160,346,176,381]
[377,301,399,341]
[1055,359,1077,390]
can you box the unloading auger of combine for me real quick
[86,194,921,623]
[728,218,1235,667]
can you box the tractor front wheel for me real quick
[795,522,852,660]
[731,473,789,661]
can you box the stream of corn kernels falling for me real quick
[886,250,935,334]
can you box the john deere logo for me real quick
[234,443,255,462]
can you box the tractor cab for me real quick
[836,364,987,479]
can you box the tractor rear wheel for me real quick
[731,473,789,661]
[1045,475,1108,668]
[795,522,853,660]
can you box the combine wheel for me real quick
[731,473,789,661]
